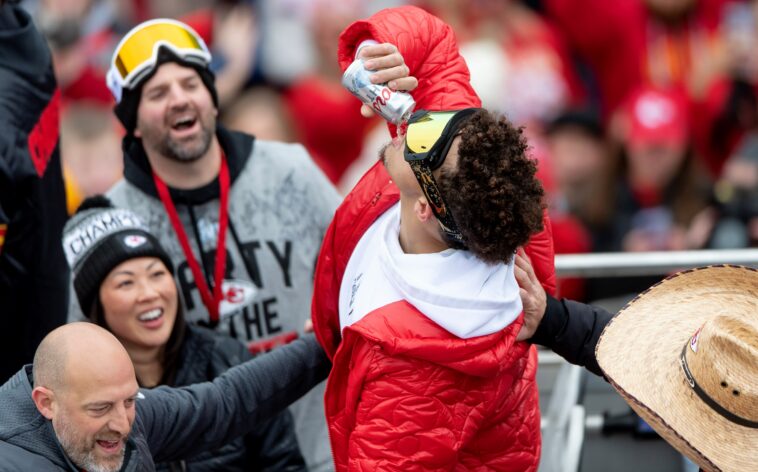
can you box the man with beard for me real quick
[0,322,328,471]
[78,19,416,472]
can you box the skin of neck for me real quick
[146,138,222,190]
[397,195,450,255]
[125,343,165,388]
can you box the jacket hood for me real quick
[379,206,522,339]
[340,205,526,378]
[121,125,254,205]
[0,367,73,470]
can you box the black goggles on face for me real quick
[403,108,480,247]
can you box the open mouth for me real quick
[170,115,198,132]
[138,308,163,323]
[95,439,123,454]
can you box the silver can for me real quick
[342,58,415,125]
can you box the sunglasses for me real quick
[106,19,211,103]
[404,108,479,246]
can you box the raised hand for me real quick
[356,43,418,118]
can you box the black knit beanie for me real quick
[114,46,219,134]
[63,196,175,315]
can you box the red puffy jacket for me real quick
[313,6,556,471]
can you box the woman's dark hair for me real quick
[88,274,187,388]
[437,109,545,264]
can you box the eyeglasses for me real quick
[106,19,211,103]
[404,108,479,246]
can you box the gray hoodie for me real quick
[0,335,329,471]
[98,127,340,472]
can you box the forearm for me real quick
[529,295,613,377]
[143,334,330,462]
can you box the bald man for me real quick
[0,323,329,471]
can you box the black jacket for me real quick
[0,335,329,471]
[159,325,306,471]
[530,295,614,377]
[0,3,69,383]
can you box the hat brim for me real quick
[596,265,758,472]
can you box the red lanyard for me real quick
[152,154,230,325]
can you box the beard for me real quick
[56,416,126,472]
[160,126,213,163]
[157,123,213,163]
[142,105,215,163]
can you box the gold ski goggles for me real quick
[106,19,211,103]
[404,108,480,246]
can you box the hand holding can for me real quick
[342,43,417,124]
[358,43,417,91]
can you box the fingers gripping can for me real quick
[342,58,416,125]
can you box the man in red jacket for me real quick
[312,6,556,471]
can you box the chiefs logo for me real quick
[689,324,704,353]
[123,234,147,248]
[218,279,257,319]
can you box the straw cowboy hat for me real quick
[596,265,758,472]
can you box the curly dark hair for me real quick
[437,109,545,264]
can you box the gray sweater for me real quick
[0,335,329,471]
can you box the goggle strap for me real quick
[408,160,466,245]
[121,43,210,89]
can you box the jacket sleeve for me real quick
[137,334,330,463]
[337,5,481,136]
[529,295,614,377]
[0,2,69,382]
[311,211,341,361]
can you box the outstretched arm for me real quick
[138,334,330,462]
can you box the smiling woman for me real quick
[95,256,181,387]
[62,195,307,471]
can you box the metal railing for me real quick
[554,248,758,277]
[544,248,758,437]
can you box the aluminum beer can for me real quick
[341,58,415,125]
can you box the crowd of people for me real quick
[0,0,756,471]
[21,0,758,304]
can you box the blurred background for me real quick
[22,0,758,469]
